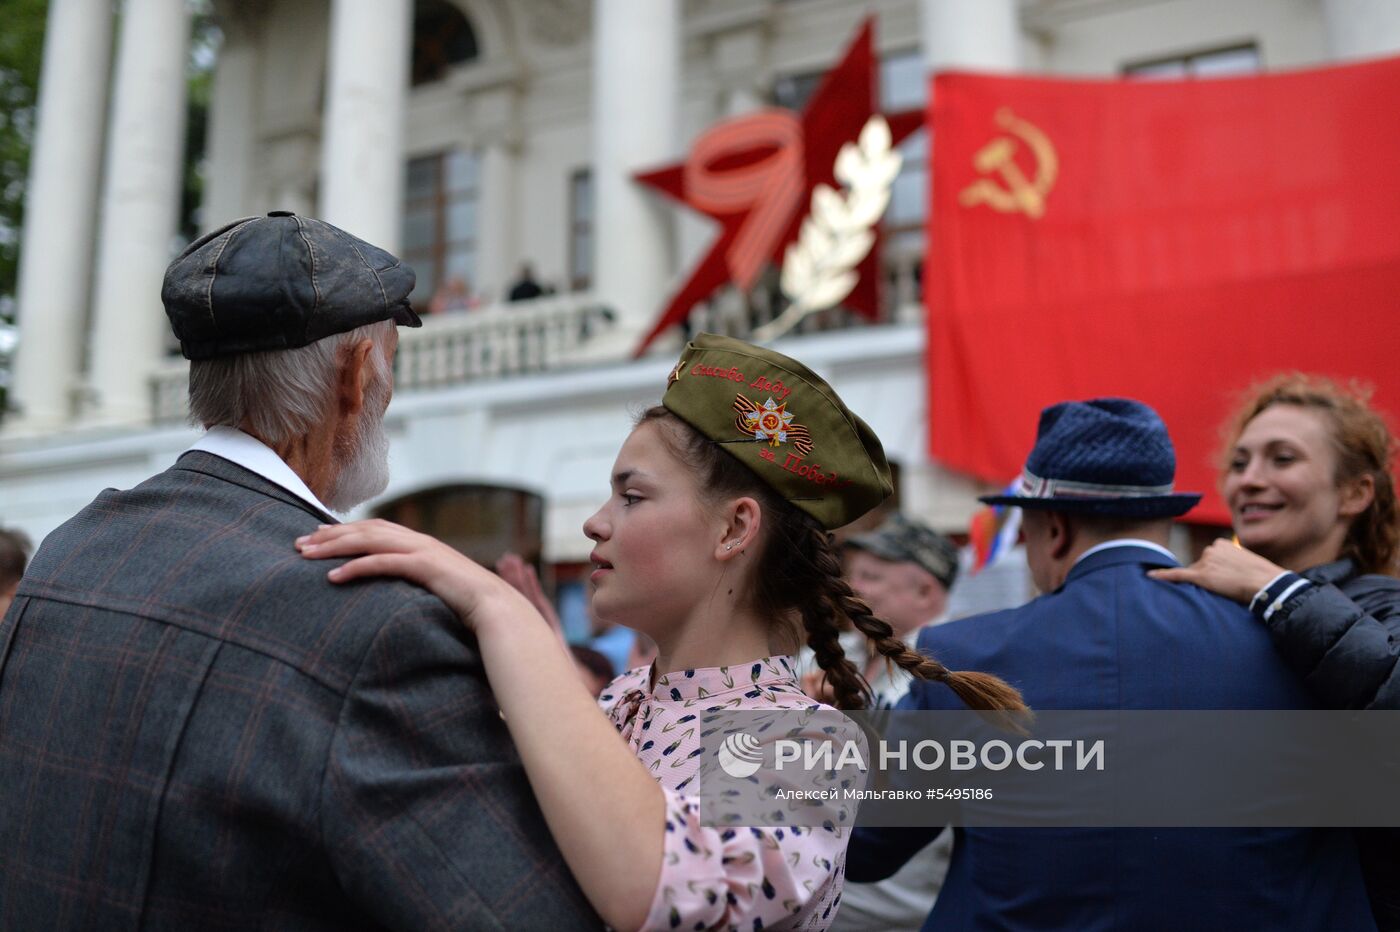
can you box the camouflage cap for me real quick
[662,333,893,529]
[846,514,960,591]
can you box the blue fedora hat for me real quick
[979,398,1201,518]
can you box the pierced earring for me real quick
[725,543,734,551]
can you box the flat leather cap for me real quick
[162,211,421,360]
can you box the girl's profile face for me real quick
[582,421,727,633]
[1224,403,1356,569]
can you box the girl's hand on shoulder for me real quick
[296,519,530,632]
[1147,538,1284,604]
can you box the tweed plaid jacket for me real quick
[0,451,598,931]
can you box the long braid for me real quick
[638,405,1029,726]
[796,568,872,711]
[801,522,1031,730]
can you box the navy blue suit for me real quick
[846,543,1374,931]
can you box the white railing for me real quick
[685,251,923,338]
[150,292,616,424]
[394,293,615,389]
[145,258,924,426]
[150,359,190,425]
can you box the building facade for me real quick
[4,0,1399,567]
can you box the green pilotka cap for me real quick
[662,333,893,529]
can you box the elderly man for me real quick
[0,213,596,929]
[827,515,960,932]
[846,398,1373,931]
[801,516,958,708]
[844,515,959,705]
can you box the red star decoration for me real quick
[632,17,922,355]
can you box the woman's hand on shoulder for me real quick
[297,519,531,632]
[1147,538,1284,604]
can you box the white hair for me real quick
[322,356,393,513]
[187,320,395,445]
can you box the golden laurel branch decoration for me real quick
[753,115,902,344]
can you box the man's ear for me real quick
[914,573,950,615]
[1047,511,1076,561]
[336,338,376,420]
[715,496,762,562]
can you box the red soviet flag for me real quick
[928,59,1400,522]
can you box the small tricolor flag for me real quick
[968,481,1022,575]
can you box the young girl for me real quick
[298,334,1026,931]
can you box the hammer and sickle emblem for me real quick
[959,108,1058,219]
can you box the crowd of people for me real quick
[425,262,551,315]
[0,211,1396,931]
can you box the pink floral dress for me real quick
[599,655,849,931]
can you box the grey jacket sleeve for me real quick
[1264,577,1400,709]
[320,592,600,931]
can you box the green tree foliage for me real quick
[0,2,214,418]
[182,10,217,243]
[0,0,47,323]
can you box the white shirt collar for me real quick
[184,426,336,518]
[1074,538,1178,567]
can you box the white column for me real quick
[86,0,191,426]
[262,132,319,217]
[714,26,768,116]
[920,0,1018,72]
[272,180,315,218]
[591,0,680,347]
[674,96,719,277]
[673,25,766,275]
[319,0,411,249]
[474,88,522,303]
[1324,0,1400,60]
[477,142,518,303]
[201,4,261,231]
[8,0,114,431]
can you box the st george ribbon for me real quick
[632,17,921,354]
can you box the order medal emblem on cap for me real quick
[735,395,812,453]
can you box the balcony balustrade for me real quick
[150,292,616,424]
[148,251,921,426]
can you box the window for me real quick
[372,483,544,569]
[568,169,594,291]
[402,149,480,311]
[412,0,478,87]
[879,50,928,266]
[1125,43,1261,78]
[771,71,823,111]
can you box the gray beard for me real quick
[324,377,392,514]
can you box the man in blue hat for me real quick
[845,398,1373,930]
